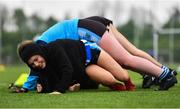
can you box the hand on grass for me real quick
[8,83,28,93]
[37,84,43,93]
[69,83,80,92]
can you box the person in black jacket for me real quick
[17,39,130,94]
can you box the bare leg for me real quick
[107,25,177,89]
[95,50,135,90]
[96,50,130,82]
[108,24,162,67]
[86,64,127,91]
[86,50,130,85]
[86,64,120,85]
[99,31,163,77]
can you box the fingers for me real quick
[9,85,28,93]
[69,83,80,92]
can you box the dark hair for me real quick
[17,40,42,64]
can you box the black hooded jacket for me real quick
[34,39,88,93]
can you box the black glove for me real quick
[8,83,28,93]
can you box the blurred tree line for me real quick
[0,4,58,65]
[0,2,180,65]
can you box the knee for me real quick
[121,73,130,82]
[103,76,117,86]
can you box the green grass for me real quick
[0,65,180,108]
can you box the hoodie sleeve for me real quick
[52,47,73,93]
[22,70,39,90]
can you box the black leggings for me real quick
[78,16,112,36]
[85,16,113,26]
[78,19,107,37]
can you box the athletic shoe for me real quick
[154,69,178,86]
[125,84,136,91]
[109,83,126,91]
[124,80,136,91]
[170,69,177,76]
[142,75,154,88]
[158,75,177,90]
[142,69,177,89]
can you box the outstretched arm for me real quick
[22,70,39,91]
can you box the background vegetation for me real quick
[0,2,180,65]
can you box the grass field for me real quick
[0,65,179,108]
